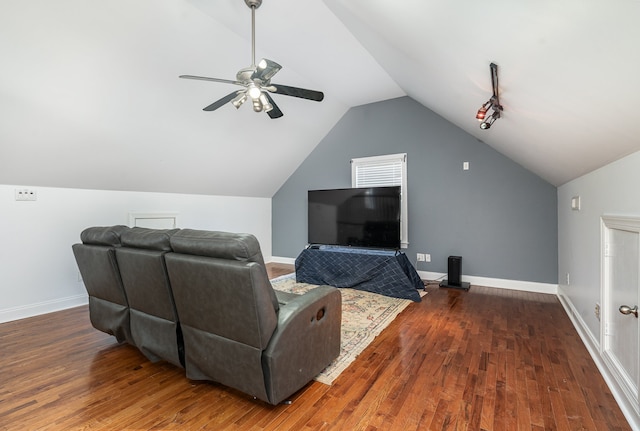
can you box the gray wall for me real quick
[273,96,558,284]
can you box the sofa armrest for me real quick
[262,285,341,404]
[274,290,299,306]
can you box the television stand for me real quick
[294,246,423,302]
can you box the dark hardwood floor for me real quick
[0,264,630,430]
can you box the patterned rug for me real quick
[271,274,425,385]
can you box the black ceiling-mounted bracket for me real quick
[476,62,504,130]
[489,62,502,109]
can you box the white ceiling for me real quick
[1,0,639,197]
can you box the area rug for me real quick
[271,274,425,385]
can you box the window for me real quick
[351,153,408,248]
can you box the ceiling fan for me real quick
[179,0,324,119]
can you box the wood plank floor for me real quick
[0,263,631,430]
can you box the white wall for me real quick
[558,150,640,341]
[558,150,640,429]
[0,184,271,323]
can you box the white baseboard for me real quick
[557,291,639,430]
[417,270,558,295]
[0,294,88,324]
[269,256,296,265]
[269,257,558,295]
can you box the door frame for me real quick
[601,215,640,416]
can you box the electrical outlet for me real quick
[15,188,37,201]
[417,253,425,262]
[595,303,600,321]
[425,253,431,262]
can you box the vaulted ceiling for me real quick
[2,0,639,197]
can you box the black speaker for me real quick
[448,256,462,285]
[439,255,470,290]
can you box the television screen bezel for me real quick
[307,186,401,250]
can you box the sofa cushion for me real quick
[121,227,180,251]
[170,229,265,265]
[80,225,129,246]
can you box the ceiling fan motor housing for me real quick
[245,0,262,9]
[236,67,255,82]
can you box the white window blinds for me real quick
[353,160,403,188]
[351,153,408,248]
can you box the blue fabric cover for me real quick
[295,247,422,302]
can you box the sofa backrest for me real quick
[166,262,277,398]
[166,255,278,349]
[115,227,183,366]
[117,227,180,322]
[169,229,278,311]
[170,229,267,265]
[74,225,129,306]
[165,230,279,398]
[72,225,132,343]
[166,230,278,348]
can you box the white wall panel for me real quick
[558,150,640,343]
[558,150,640,429]
[0,185,271,322]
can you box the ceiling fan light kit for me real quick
[476,62,503,130]
[180,0,324,119]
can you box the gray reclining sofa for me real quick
[72,226,342,405]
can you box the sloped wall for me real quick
[557,150,640,430]
[272,96,558,284]
[558,150,640,343]
[0,185,271,322]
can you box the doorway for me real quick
[602,215,640,417]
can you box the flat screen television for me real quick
[308,186,401,249]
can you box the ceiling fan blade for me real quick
[251,59,282,82]
[203,91,241,112]
[180,75,243,86]
[270,83,324,102]
[264,93,283,119]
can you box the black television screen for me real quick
[308,186,401,249]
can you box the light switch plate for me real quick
[571,195,580,211]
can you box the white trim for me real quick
[417,270,557,294]
[0,294,88,324]
[558,290,640,430]
[601,215,640,233]
[599,214,640,419]
[128,212,179,228]
[269,256,296,265]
